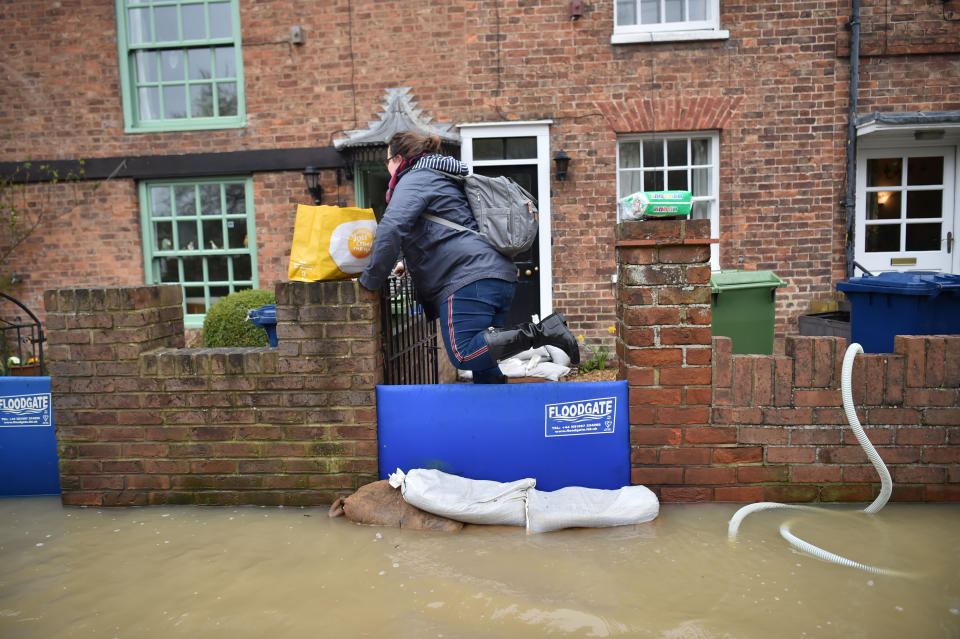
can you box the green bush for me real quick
[201,289,276,347]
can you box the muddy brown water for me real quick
[1,498,958,638]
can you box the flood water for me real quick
[1,498,958,638]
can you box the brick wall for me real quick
[5,1,960,353]
[46,280,381,506]
[618,220,960,503]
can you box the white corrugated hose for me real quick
[727,343,909,577]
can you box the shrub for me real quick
[201,289,276,347]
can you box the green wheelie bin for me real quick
[710,270,787,354]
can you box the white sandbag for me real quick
[512,346,550,361]
[525,484,659,533]
[526,361,571,382]
[543,345,571,368]
[389,468,534,526]
[498,357,527,378]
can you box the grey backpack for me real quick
[424,174,539,259]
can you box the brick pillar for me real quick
[44,285,185,504]
[615,220,715,501]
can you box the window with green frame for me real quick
[115,0,245,132]
[140,177,257,328]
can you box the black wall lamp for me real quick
[302,166,322,204]
[553,150,571,182]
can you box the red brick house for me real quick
[2,0,959,353]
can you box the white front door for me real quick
[856,147,957,273]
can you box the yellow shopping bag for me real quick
[287,205,377,282]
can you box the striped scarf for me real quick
[385,153,468,203]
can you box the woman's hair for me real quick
[388,131,442,161]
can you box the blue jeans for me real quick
[438,279,516,383]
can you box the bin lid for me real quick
[246,303,277,323]
[710,270,786,293]
[836,272,960,297]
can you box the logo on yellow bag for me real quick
[348,227,374,258]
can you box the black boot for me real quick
[482,313,580,365]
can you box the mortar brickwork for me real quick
[45,281,381,506]
[45,212,958,507]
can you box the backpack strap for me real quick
[422,212,478,235]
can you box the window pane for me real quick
[209,286,229,306]
[183,258,204,282]
[202,219,224,249]
[155,5,179,42]
[619,142,640,168]
[691,168,711,196]
[217,82,237,116]
[199,184,222,214]
[643,170,665,191]
[184,286,205,314]
[233,254,252,280]
[163,85,187,118]
[865,225,899,252]
[208,256,229,281]
[161,50,185,81]
[188,49,212,80]
[138,86,161,120]
[905,223,941,251]
[150,186,171,216]
[182,3,206,40]
[226,219,247,249]
[667,139,687,166]
[190,85,214,117]
[906,190,942,219]
[128,7,151,44]
[667,170,687,190]
[209,2,233,38]
[640,0,659,24]
[154,221,173,251]
[616,0,636,25]
[620,171,643,197]
[214,46,235,78]
[159,257,179,283]
[174,185,196,216]
[178,220,198,250]
[867,158,901,187]
[505,137,537,159]
[473,139,504,161]
[867,191,900,220]
[907,156,943,186]
[135,51,159,82]
[224,184,245,214]
[691,138,710,165]
[642,140,663,167]
[689,0,707,20]
[690,200,710,220]
[665,0,684,22]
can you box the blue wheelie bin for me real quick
[246,304,278,347]
[836,272,960,353]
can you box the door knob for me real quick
[525,269,532,276]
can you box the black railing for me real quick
[1,292,46,376]
[379,274,439,385]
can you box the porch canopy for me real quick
[856,110,960,137]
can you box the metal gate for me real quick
[1,292,46,376]
[379,274,439,385]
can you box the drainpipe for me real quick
[844,0,861,278]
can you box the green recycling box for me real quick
[710,270,787,354]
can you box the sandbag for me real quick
[328,480,463,532]
[389,468,533,526]
[525,484,659,534]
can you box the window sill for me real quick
[124,118,246,135]
[611,29,730,45]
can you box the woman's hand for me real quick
[391,261,407,279]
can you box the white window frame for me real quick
[855,129,960,274]
[612,0,728,45]
[458,121,554,316]
[616,131,721,269]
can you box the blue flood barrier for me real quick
[377,380,629,491]
[0,376,61,496]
